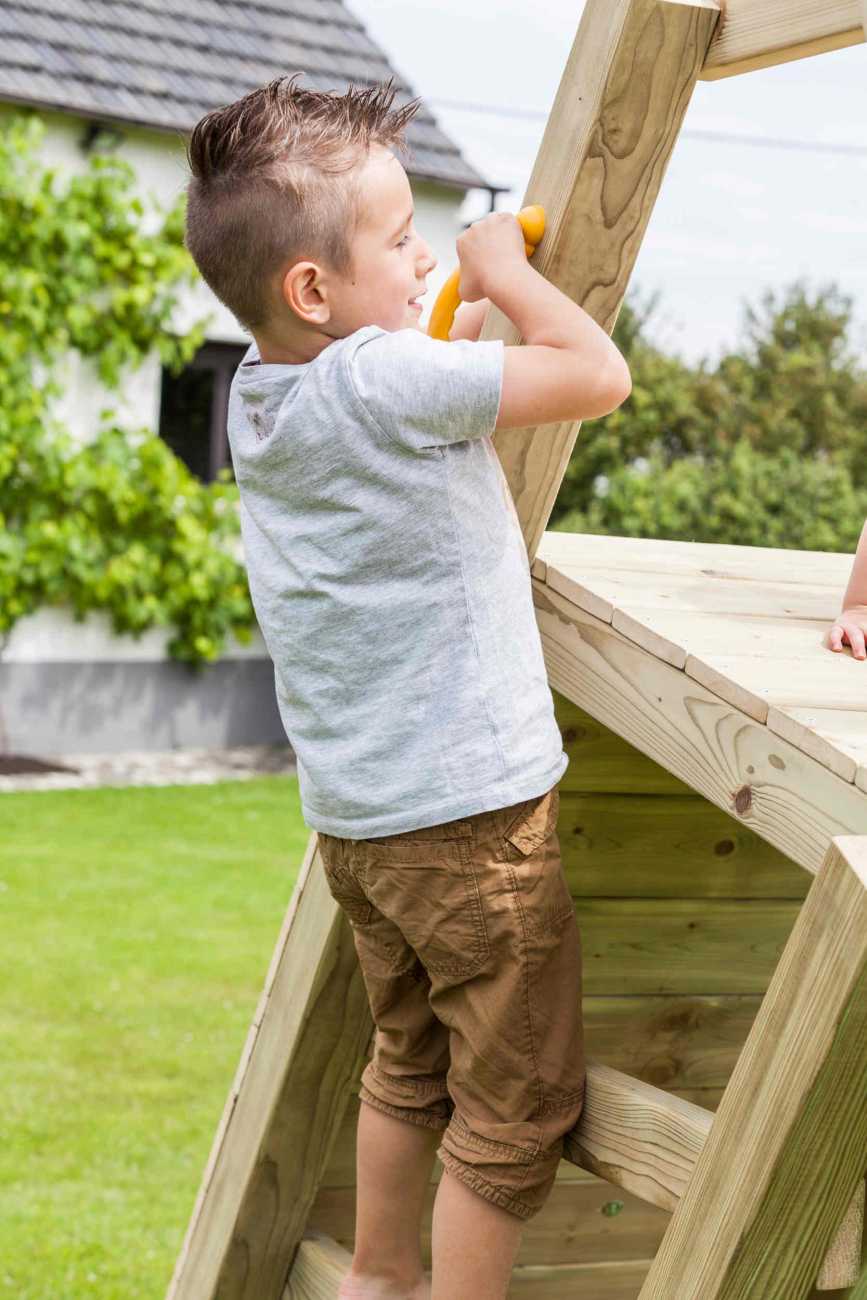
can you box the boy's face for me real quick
[332,145,438,335]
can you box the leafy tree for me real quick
[0,110,255,664]
[553,281,867,549]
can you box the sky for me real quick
[348,0,867,369]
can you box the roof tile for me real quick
[0,0,495,189]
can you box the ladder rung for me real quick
[562,1058,713,1213]
[564,1058,864,1292]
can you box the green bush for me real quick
[0,110,255,664]
[553,282,867,550]
[554,438,867,552]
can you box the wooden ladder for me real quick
[165,832,867,1300]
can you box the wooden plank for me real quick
[287,1244,659,1300]
[698,0,866,81]
[566,606,835,683]
[481,0,722,557]
[564,1060,713,1212]
[555,694,696,795]
[533,580,867,875]
[768,707,867,785]
[547,564,841,626]
[167,835,323,1297]
[575,897,800,995]
[685,652,867,728]
[817,1180,866,1290]
[582,994,764,1092]
[637,837,867,1299]
[559,791,808,898]
[309,1178,671,1269]
[509,1258,655,1297]
[537,531,853,585]
[168,837,373,1300]
[284,1237,351,1300]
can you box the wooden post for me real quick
[480,0,722,559]
[700,0,867,80]
[167,836,373,1300]
[637,837,867,1299]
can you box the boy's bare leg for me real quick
[430,1170,524,1300]
[340,1101,440,1300]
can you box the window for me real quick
[158,341,248,481]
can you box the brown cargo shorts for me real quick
[316,784,585,1221]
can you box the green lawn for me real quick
[0,777,310,1300]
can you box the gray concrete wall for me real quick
[1,658,287,755]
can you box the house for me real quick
[0,0,504,755]
[0,0,502,477]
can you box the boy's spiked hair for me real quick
[184,76,422,332]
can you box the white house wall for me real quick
[2,102,475,753]
[4,104,471,445]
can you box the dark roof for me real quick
[0,0,498,191]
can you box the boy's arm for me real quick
[448,298,492,342]
[829,519,867,660]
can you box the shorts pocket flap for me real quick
[505,789,559,856]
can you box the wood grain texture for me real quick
[637,837,867,1299]
[509,1259,655,1297]
[564,1060,713,1212]
[533,580,867,874]
[699,0,866,80]
[575,896,800,994]
[283,1237,351,1300]
[559,790,807,898]
[480,0,722,557]
[309,1177,671,1269]
[285,1244,659,1300]
[168,837,373,1300]
[538,534,867,787]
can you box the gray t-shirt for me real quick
[227,324,568,837]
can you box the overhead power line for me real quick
[426,96,867,158]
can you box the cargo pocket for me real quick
[502,789,574,934]
[360,840,489,980]
[318,836,374,927]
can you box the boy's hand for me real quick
[456,212,527,303]
[828,606,867,660]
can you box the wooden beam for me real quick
[637,837,867,1298]
[167,836,373,1300]
[563,1060,861,1287]
[285,1237,660,1299]
[284,1236,352,1300]
[563,1059,712,1211]
[482,0,722,559]
[699,0,867,81]
[532,579,867,875]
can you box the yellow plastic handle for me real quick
[427,205,546,342]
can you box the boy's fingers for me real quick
[829,625,843,651]
[850,627,867,660]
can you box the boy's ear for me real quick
[279,261,331,325]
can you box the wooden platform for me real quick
[532,531,867,869]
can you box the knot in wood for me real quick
[733,784,752,816]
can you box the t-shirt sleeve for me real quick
[346,326,505,453]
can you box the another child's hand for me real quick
[456,212,527,303]
[828,606,867,660]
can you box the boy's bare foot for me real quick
[338,1270,431,1300]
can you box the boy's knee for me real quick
[437,1090,585,1221]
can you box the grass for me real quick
[0,776,310,1300]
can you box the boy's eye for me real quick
[397,235,410,248]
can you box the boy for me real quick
[185,76,631,1300]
